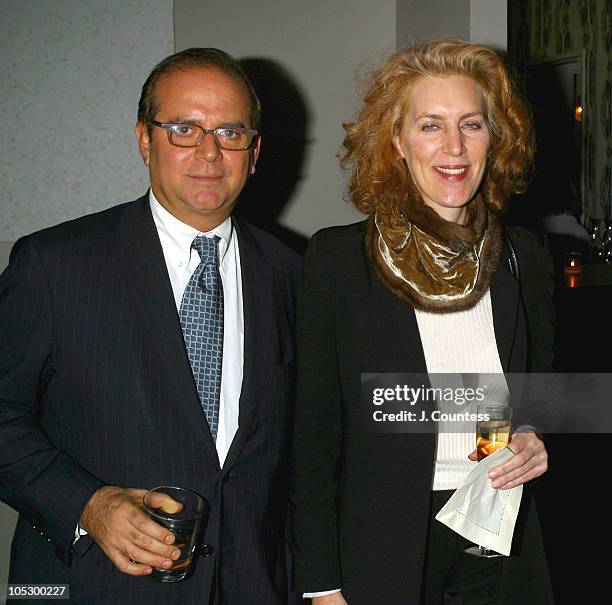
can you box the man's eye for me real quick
[217,128,241,139]
[171,125,194,136]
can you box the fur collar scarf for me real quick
[365,195,503,313]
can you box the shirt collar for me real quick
[149,189,233,265]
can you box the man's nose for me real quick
[194,132,222,161]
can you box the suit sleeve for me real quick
[513,228,555,373]
[510,227,563,433]
[0,237,104,564]
[289,231,344,592]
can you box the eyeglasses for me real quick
[149,120,259,151]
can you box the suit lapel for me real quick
[117,196,215,454]
[222,218,273,471]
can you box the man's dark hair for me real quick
[138,47,261,130]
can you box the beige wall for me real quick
[0,243,12,273]
[0,503,16,592]
[0,244,14,591]
[397,0,507,53]
[0,243,15,590]
[0,0,173,243]
[1,246,15,593]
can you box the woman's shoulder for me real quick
[504,225,554,284]
[302,221,369,282]
[505,226,555,371]
[307,220,367,256]
[504,225,550,259]
[310,219,367,248]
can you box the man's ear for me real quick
[250,135,262,175]
[135,122,151,166]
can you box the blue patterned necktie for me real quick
[179,235,224,440]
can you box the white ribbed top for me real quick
[414,289,509,490]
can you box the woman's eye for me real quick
[422,123,439,132]
[463,121,483,130]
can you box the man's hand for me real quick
[468,430,548,489]
[312,594,349,605]
[79,486,180,576]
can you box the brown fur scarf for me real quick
[365,195,503,313]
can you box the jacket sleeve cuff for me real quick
[303,589,342,598]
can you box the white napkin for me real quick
[435,447,523,556]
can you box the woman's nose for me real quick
[443,127,466,156]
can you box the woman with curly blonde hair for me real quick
[291,39,554,604]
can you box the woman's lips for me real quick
[433,165,469,182]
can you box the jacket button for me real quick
[200,544,214,557]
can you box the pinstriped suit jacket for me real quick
[0,195,300,604]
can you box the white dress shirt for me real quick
[150,190,243,467]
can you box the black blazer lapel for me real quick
[221,218,274,471]
[490,246,521,373]
[117,196,215,453]
[362,242,429,375]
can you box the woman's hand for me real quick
[468,430,548,489]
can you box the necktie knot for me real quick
[192,235,220,266]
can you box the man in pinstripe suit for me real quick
[0,48,300,604]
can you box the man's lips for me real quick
[188,174,224,182]
[433,165,470,182]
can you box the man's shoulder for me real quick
[15,196,148,253]
[235,218,301,272]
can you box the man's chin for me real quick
[190,194,238,213]
[186,198,238,228]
